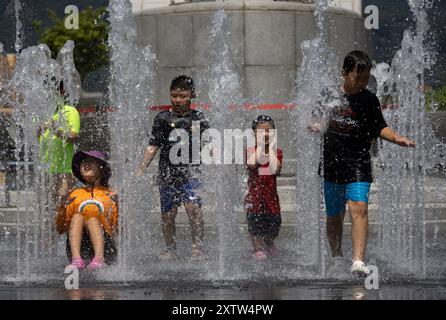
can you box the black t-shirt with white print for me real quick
[148,109,210,186]
[323,89,387,184]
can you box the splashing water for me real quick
[314,0,331,39]
[0,38,80,282]
[371,62,390,100]
[373,0,442,277]
[14,0,23,53]
[291,0,339,272]
[1,0,445,285]
[56,41,81,105]
[0,43,10,104]
[205,9,243,280]
[10,44,67,279]
[107,0,155,277]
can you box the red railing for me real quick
[77,103,397,114]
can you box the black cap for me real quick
[252,115,275,131]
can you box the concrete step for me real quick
[2,203,446,229]
[1,176,445,228]
[276,175,296,186]
[1,176,445,205]
[1,215,445,238]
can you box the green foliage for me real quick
[426,86,446,112]
[33,6,109,81]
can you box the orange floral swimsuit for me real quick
[56,186,118,236]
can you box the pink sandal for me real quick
[87,257,106,271]
[253,250,267,260]
[268,246,279,257]
[68,257,85,270]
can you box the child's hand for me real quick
[395,136,416,148]
[269,132,278,150]
[308,122,322,133]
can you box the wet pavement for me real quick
[0,281,445,300]
[1,223,446,301]
[1,185,446,300]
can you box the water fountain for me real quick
[0,0,445,290]
[56,41,81,106]
[1,5,90,282]
[372,0,445,278]
[291,0,339,274]
[0,44,9,105]
[9,43,67,280]
[106,0,155,279]
[14,0,23,53]
[204,9,244,280]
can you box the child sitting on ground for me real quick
[245,115,283,260]
[55,150,118,270]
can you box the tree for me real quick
[426,85,446,112]
[33,6,109,82]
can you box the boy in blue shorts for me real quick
[137,75,210,260]
[310,51,415,275]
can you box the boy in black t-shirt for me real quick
[310,51,415,276]
[137,75,210,260]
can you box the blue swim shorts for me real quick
[159,178,202,213]
[323,180,371,217]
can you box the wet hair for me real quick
[252,115,275,131]
[99,166,111,188]
[170,75,195,96]
[342,50,373,74]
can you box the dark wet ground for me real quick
[1,281,445,300]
